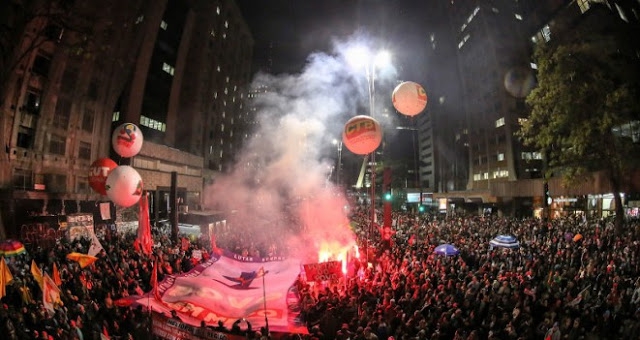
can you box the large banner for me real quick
[135,250,306,334]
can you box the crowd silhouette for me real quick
[1,207,639,339]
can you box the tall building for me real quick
[0,0,253,238]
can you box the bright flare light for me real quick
[317,240,357,275]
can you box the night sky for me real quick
[236,0,366,74]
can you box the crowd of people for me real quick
[0,206,639,339]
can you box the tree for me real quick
[519,11,640,231]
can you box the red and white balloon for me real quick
[342,115,383,155]
[105,165,143,207]
[88,157,118,195]
[112,123,144,158]
[392,81,428,117]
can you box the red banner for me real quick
[303,261,342,282]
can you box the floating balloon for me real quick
[392,81,428,117]
[105,165,143,207]
[342,115,383,155]
[88,157,118,195]
[112,123,144,158]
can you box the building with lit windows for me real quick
[0,0,253,237]
[435,0,640,217]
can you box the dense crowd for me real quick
[0,208,639,340]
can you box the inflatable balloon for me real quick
[88,158,118,195]
[112,123,144,158]
[105,165,143,207]
[392,81,428,117]
[342,115,383,155]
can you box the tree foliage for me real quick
[519,12,640,228]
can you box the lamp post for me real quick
[346,47,391,262]
[332,139,343,187]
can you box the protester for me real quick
[0,208,639,340]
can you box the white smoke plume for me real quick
[203,35,397,262]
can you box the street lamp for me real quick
[346,46,391,261]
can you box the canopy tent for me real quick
[433,244,460,256]
[489,235,520,249]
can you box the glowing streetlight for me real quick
[345,46,392,262]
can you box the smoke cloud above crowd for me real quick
[203,35,397,261]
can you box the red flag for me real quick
[137,193,153,255]
[52,262,62,286]
[150,261,160,301]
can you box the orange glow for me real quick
[317,240,357,275]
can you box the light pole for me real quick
[346,47,391,261]
[332,139,343,187]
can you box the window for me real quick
[495,117,505,128]
[87,79,99,100]
[497,153,505,161]
[12,168,33,190]
[45,174,67,193]
[577,0,590,13]
[541,25,551,42]
[53,97,71,129]
[61,67,78,92]
[32,54,52,77]
[79,141,91,160]
[514,13,523,20]
[135,15,144,24]
[160,20,168,30]
[17,126,35,149]
[473,173,482,181]
[23,88,41,114]
[77,177,89,192]
[162,62,175,76]
[216,6,220,15]
[82,109,94,132]
[48,134,66,155]
[112,111,120,122]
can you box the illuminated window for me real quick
[577,0,590,13]
[541,25,551,42]
[216,6,220,15]
[495,117,505,128]
[514,14,522,20]
[224,20,228,28]
[497,153,504,161]
[112,111,120,122]
[162,62,175,76]
[473,173,481,181]
[160,20,168,30]
[135,15,144,24]
[483,172,488,179]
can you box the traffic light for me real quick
[384,192,392,201]
[543,182,551,206]
[418,205,425,213]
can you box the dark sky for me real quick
[236,0,361,74]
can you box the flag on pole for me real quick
[0,257,13,299]
[88,230,105,257]
[150,260,160,301]
[137,192,153,255]
[31,260,44,289]
[52,262,62,286]
[42,273,62,313]
[66,252,98,268]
